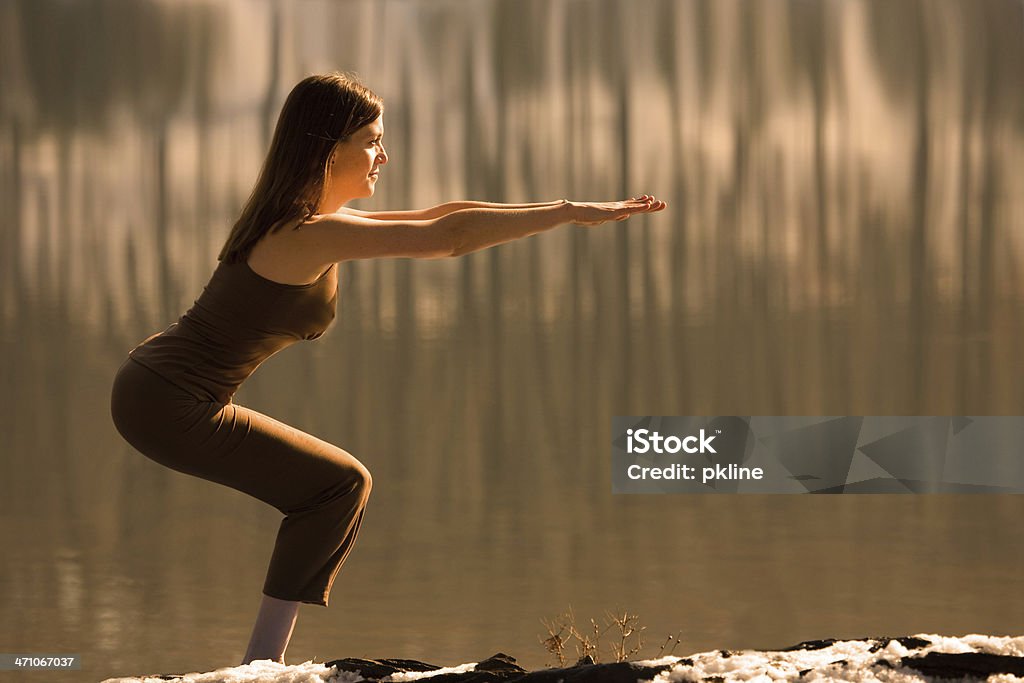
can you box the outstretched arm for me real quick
[339,200,567,222]
[299,196,666,262]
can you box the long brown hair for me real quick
[218,71,384,263]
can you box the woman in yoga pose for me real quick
[109,71,665,666]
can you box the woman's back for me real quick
[128,249,338,405]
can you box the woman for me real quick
[109,71,665,666]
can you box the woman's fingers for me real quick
[636,197,665,211]
[625,196,665,213]
[571,196,666,226]
[626,195,665,210]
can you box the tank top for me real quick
[128,258,339,404]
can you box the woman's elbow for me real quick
[447,222,479,258]
[425,220,461,259]
[427,245,457,259]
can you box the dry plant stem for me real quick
[540,615,571,667]
[608,610,646,662]
[570,617,612,662]
[657,631,684,658]
[541,606,681,666]
[542,607,581,666]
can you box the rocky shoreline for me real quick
[322,637,1024,682]
[107,634,1024,682]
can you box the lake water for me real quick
[1,0,1022,681]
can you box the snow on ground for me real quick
[100,634,1024,683]
[100,658,362,683]
[380,661,479,680]
[637,633,1024,682]
[99,659,478,683]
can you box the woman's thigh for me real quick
[193,402,372,515]
[112,358,370,515]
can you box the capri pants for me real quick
[109,356,372,606]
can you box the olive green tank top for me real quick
[128,258,338,404]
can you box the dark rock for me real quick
[900,651,1024,679]
[320,653,673,683]
[893,636,933,650]
[421,653,528,682]
[866,635,933,652]
[508,660,674,683]
[781,638,842,652]
[474,653,525,674]
[324,656,441,680]
[324,653,525,683]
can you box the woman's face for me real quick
[319,114,388,212]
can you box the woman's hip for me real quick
[110,357,223,459]
[110,357,371,512]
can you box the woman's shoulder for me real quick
[246,218,336,285]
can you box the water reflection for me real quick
[1,0,1022,680]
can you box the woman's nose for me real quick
[377,147,388,165]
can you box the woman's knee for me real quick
[332,456,372,500]
[291,465,370,516]
[353,462,372,498]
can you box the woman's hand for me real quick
[567,195,667,226]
